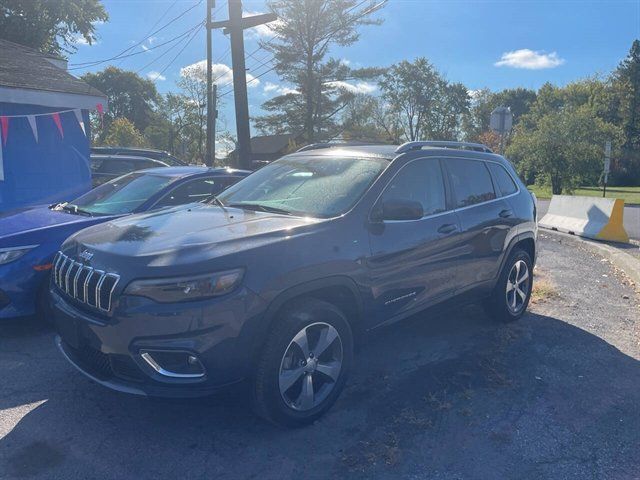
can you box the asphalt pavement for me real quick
[537,198,640,241]
[1,235,639,479]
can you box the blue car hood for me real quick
[0,205,117,246]
[64,204,321,269]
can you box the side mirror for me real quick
[372,199,424,222]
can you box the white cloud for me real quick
[147,71,166,81]
[326,81,377,94]
[180,60,259,87]
[263,81,298,96]
[148,36,157,45]
[141,44,149,51]
[340,58,351,66]
[494,49,565,69]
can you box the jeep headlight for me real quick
[124,269,244,303]
[0,245,38,265]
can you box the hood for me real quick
[64,204,321,272]
[0,205,115,246]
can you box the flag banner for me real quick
[74,109,86,136]
[0,117,8,146]
[52,113,64,139]
[27,115,38,142]
[0,135,4,181]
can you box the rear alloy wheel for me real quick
[253,299,353,427]
[505,259,530,315]
[484,249,533,322]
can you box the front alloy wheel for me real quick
[279,322,343,411]
[252,299,353,427]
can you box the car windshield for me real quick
[217,155,389,218]
[64,172,174,215]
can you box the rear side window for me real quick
[488,162,518,196]
[446,159,496,208]
[380,159,447,217]
[98,159,136,175]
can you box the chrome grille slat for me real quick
[53,252,120,313]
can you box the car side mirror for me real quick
[371,199,424,222]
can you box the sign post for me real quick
[490,106,513,155]
[603,141,611,198]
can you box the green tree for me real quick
[0,0,108,55]
[610,39,640,184]
[82,67,159,137]
[508,105,622,194]
[257,0,383,142]
[378,58,469,141]
[103,118,148,148]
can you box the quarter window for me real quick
[488,162,518,196]
[380,159,447,217]
[446,159,496,208]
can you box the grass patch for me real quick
[527,184,640,205]
[531,271,559,305]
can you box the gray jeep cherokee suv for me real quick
[51,141,537,427]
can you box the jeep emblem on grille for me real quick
[79,250,94,262]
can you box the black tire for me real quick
[483,248,533,323]
[252,298,353,428]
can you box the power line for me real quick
[68,0,204,68]
[134,22,205,75]
[69,21,204,71]
[153,22,204,79]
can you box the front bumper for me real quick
[51,284,267,397]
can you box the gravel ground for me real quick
[1,234,639,480]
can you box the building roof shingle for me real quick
[0,39,105,99]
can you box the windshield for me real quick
[66,172,174,215]
[217,155,389,218]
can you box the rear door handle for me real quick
[499,209,513,218]
[437,223,458,234]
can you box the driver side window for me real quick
[155,178,218,207]
[380,159,447,217]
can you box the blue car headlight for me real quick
[124,268,244,303]
[0,245,38,265]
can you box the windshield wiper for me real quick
[205,195,226,208]
[62,204,93,217]
[227,203,294,216]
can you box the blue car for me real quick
[0,166,250,319]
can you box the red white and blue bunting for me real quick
[0,104,104,181]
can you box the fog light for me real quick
[140,350,205,378]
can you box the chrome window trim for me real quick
[448,158,521,213]
[368,155,522,224]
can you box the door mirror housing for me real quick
[372,199,424,222]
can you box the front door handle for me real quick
[437,223,458,234]
[499,209,513,218]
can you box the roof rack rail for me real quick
[395,141,493,154]
[296,143,335,152]
[296,141,389,153]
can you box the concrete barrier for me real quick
[539,195,629,243]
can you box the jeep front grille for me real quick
[53,252,120,312]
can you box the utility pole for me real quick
[205,0,215,166]
[210,0,276,170]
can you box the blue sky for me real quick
[69,0,640,135]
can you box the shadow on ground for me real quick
[1,302,639,480]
